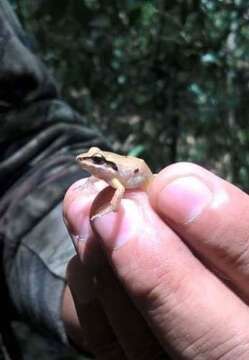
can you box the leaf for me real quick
[140,2,157,27]
[128,145,145,157]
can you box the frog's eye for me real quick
[92,156,106,165]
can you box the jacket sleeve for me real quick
[0,0,109,350]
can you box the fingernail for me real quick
[94,199,141,250]
[158,176,213,224]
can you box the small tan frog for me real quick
[76,147,153,219]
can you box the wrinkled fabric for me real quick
[0,0,109,358]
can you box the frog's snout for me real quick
[76,155,83,161]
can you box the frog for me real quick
[76,147,153,219]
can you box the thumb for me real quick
[92,184,249,359]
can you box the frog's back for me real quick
[116,156,152,189]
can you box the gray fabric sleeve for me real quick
[0,0,108,354]
[6,204,75,344]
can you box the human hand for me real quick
[63,163,249,359]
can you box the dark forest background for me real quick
[13,0,249,190]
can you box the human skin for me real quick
[62,162,249,359]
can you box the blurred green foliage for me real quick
[15,0,249,189]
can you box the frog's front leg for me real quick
[110,178,125,212]
[91,178,125,220]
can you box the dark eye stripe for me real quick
[106,160,118,171]
[92,156,105,165]
[84,156,118,171]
